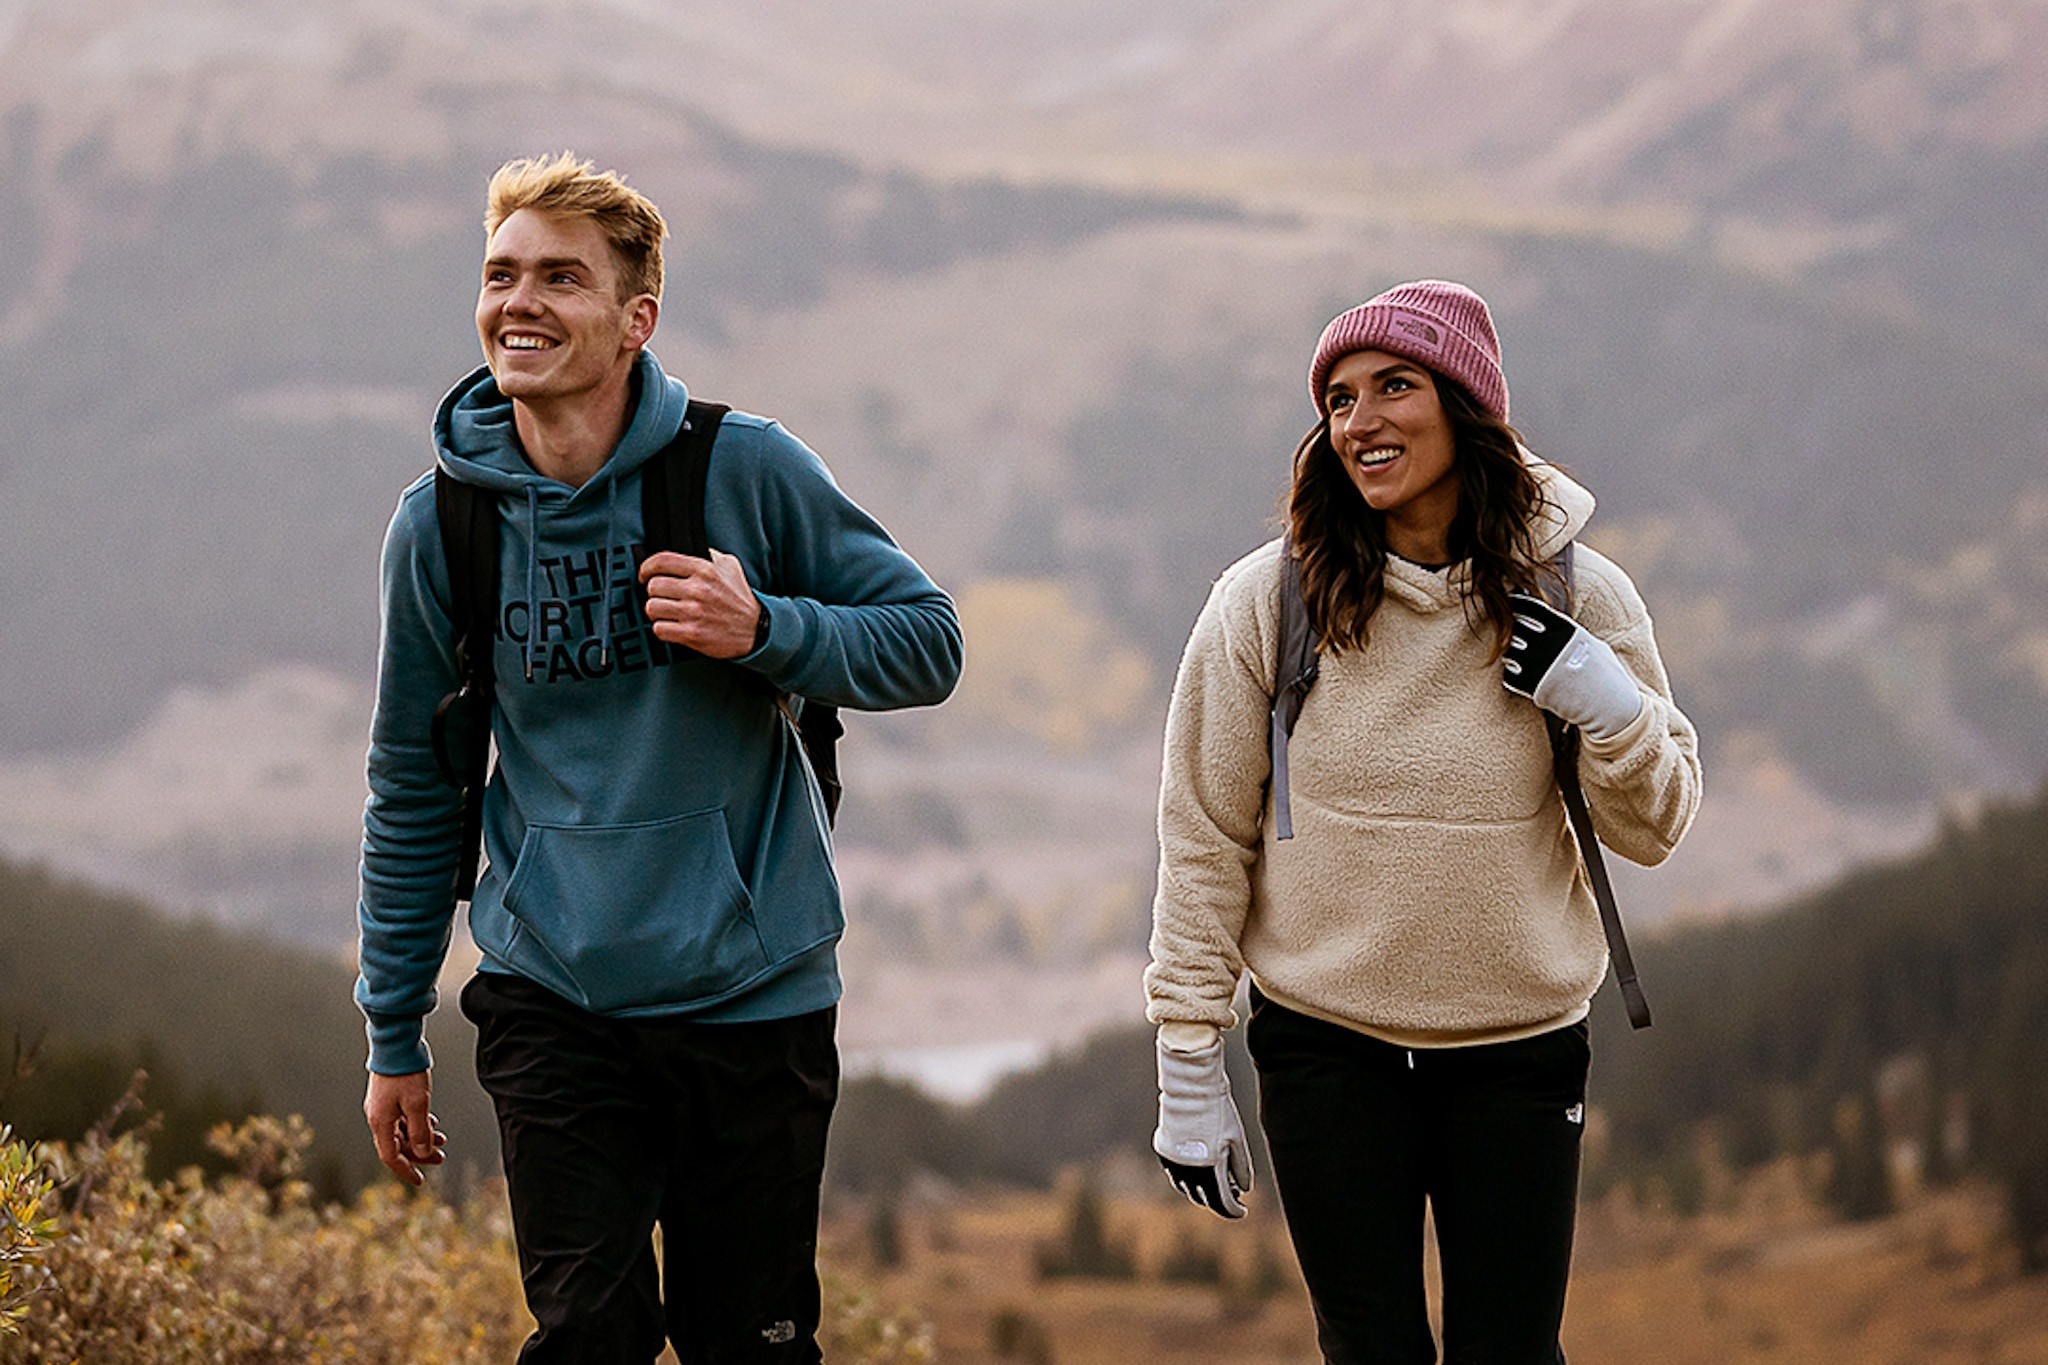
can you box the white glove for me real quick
[1153,1034,1252,1219]
[1503,593,1643,743]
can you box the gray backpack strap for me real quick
[1270,537,1320,841]
[1540,543,1652,1029]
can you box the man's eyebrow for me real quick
[483,253,595,272]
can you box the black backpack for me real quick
[1267,540,1651,1029]
[428,398,844,902]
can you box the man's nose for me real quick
[504,277,543,314]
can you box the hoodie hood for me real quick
[432,349,689,493]
[429,349,690,680]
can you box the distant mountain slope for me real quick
[4,0,2047,949]
[1589,778,2048,1216]
[0,854,492,1188]
[0,55,1238,756]
[833,779,2048,1234]
[627,0,2048,355]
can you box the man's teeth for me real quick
[504,336,554,350]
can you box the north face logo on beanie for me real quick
[1387,312,1446,356]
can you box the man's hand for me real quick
[639,549,762,660]
[364,1071,446,1187]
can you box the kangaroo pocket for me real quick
[498,810,771,1013]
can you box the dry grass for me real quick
[0,1110,931,1364]
[14,1105,2048,1363]
[823,1163,2048,1365]
[1569,1164,2048,1364]
[825,1180,1317,1365]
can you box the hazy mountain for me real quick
[2,0,2045,967]
[640,0,2048,355]
[16,775,2042,1206]
[0,852,493,1189]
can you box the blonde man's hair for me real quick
[484,152,668,301]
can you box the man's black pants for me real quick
[1247,989,1589,1365]
[461,971,839,1364]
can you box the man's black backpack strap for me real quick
[641,399,727,562]
[643,399,844,827]
[430,467,500,902]
[793,700,845,827]
[1269,538,1651,1029]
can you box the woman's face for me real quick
[1322,348,1460,543]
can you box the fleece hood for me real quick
[1382,446,1596,614]
[1526,448,1594,558]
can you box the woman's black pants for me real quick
[461,971,839,1364]
[1247,990,1589,1365]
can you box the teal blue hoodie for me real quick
[355,353,962,1075]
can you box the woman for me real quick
[1145,280,1701,1363]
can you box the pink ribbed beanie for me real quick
[1309,280,1508,420]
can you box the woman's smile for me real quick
[1323,347,1461,559]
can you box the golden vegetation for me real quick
[942,579,1153,753]
[0,1097,931,1364]
[824,1163,2048,1365]
[0,1126,57,1336]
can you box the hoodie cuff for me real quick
[365,1013,434,1077]
[738,591,808,681]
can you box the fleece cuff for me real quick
[1158,1020,1223,1054]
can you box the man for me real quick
[355,152,962,1362]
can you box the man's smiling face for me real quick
[475,208,651,407]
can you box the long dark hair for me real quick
[1284,375,1560,658]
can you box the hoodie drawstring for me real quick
[600,474,620,668]
[523,485,539,683]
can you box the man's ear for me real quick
[626,294,659,349]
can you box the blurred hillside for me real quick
[2,0,2046,973]
[0,854,494,1192]
[826,779,2048,1275]
[11,775,2048,1281]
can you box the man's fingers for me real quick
[708,548,751,586]
[401,1091,437,1160]
[372,1115,420,1185]
[638,550,714,585]
[366,1073,434,1186]
[369,1116,403,1177]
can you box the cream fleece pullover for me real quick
[1144,466,1701,1049]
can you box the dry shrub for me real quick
[0,1113,528,1364]
[0,1112,932,1363]
[0,1125,59,1335]
[820,1278,935,1363]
